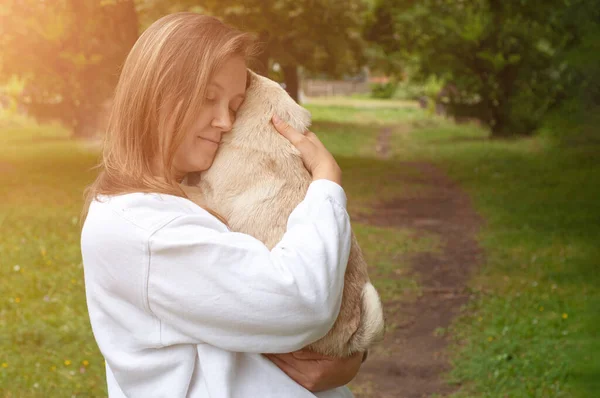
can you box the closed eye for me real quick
[229,101,244,117]
[231,98,244,113]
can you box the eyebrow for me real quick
[209,82,245,99]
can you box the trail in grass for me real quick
[375,127,392,159]
[352,129,484,397]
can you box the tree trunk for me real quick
[282,65,299,103]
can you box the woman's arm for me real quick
[146,179,352,354]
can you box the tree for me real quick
[544,0,600,142]
[365,0,588,137]
[0,0,138,138]
[140,0,369,102]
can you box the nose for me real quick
[210,106,233,133]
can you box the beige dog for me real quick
[183,70,384,358]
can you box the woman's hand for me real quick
[264,350,364,392]
[272,115,342,186]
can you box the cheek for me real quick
[189,139,218,168]
[172,138,210,173]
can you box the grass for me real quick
[386,120,600,397]
[308,102,600,396]
[0,117,106,395]
[1,98,598,397]
[0,105,433,397]
[443,143,600,397]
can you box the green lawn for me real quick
[385,120,600,397]
[0,105,431,396]
[311,100,600,397]
[1,100,598,397]
[0,118,104,395]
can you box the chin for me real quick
[192,159,213,173]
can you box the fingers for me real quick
[347,351,365,367]
[264,354,310,387]
[272,115,306,146]
[265,351,357,393]
[291,350,333,361]
[304,131,327,151]
[304,130,317,140]
[271,114,342,186]
[265,353,320,371]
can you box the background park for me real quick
[0,1,599,397]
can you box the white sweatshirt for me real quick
[80,179,354,398]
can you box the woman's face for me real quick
[172,56,247,180]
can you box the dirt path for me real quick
[352,129,484,397]
[375,127,392,159]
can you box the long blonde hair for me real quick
[82,12,258,223]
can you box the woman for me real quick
[80,12,364,397]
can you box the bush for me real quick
[370,81,398,99]
[365,0,600,137]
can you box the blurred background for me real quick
[0,1,598,397]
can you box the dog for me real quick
[183,70,385,358]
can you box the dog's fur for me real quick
[183,70,385,357]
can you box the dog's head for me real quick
[224,70,312,144]
[185,70,311,186]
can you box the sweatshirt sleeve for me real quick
[147,179,352,354]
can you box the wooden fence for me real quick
[301,80,371,97]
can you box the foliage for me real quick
[365,0,600,138]
[139,0,370,101]
[0,76,26,113]
[542,0,600,144]
[370,81,398,99]
[0,0,138,137]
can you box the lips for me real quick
[197,136,220,144]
